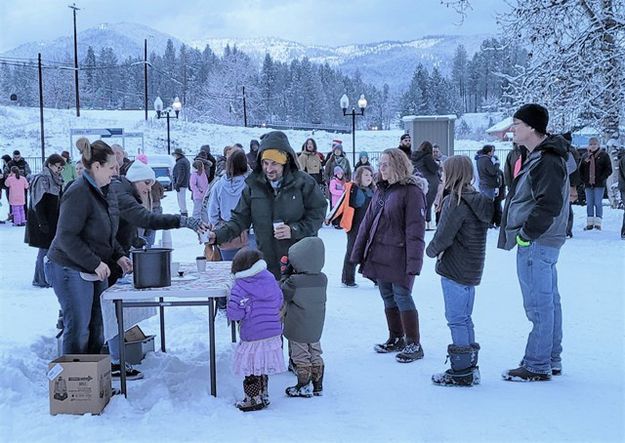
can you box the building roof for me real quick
[486,116,513,134]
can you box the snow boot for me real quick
[260,375,270,405]
[502,366,551,382]
[395,310,424,363]
[285,366,313,398]
[551,362,562,376]
[311,364,324,396]
[584,216,594,230]
[594,217,602,230]
[432,344,479,387]
[236,375,266,411]
[374,308,405,353]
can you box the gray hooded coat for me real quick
[281,237,327,343]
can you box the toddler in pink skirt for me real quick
[227,248,285,412]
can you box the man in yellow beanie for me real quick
[209,131,327,279]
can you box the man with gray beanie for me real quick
[498,103,569,382]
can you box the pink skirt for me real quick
[233,335,286,377]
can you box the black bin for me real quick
[131,248,172,289]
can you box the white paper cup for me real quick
[196,257,207,273]
[199,231,210,243]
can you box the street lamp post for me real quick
[340,94,367,165]
[154,96,182,155]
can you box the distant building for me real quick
[486,116,513,141]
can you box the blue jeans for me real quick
[45,260,108,354]
[516,243,562,374]
[441,277,475,346]
[378,280,416,311]
[585,187,604,218]
[33,248,50,287]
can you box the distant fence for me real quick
[22,156,45,175]
[248,120,351,134]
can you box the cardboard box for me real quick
[124,325,147,342]
[123,325,155,365]
[48,354,111,415]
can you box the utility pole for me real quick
[144,39,148,120]
[38,53,45,163]
[69,3,81,117]
[242,86,248,127]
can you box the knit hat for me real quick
[125,160,155,183]
[261,149,288,165]
[259,131,292,165]
[513,104,549,135]
[12,150,20,156]
[400,133,411,141]
[333,144,344,153]
[334,165,344,175]
[359,151,368,159]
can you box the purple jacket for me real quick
[227,260,283,341]
[351,176,427,290]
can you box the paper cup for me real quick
[196,257,207,273]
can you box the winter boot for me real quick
[260,375,270,405]
[311,364,324,396]
[285,366,313,398]
[551,361,562,376]
[502,366,551,382]
[470,343,481,384]
[395,310,424,363]
[432,344,479,387]
[584,216,594,230]
[594,217,602,230]
[236,375,266,411]
[374,308,405,353]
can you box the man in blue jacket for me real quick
[498,104,569,382]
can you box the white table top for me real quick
[102,261,233,301]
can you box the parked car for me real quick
[146,154,175,191]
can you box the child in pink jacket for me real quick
[329,166,346,209]
[189,160,209,219]
[5,166,29,226]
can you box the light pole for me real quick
[340,94,367,165]
[154,96,182,155]
[68,3,80,117]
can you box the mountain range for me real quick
[1,22,490,91]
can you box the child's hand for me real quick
[280,256,293,277]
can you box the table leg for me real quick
[208,299,217,397]
[159,297,166,352]
[115,299,127,398]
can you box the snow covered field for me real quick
[0,187,623,442]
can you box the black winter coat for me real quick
[426,190,493,286]
[172,155,191,190]
[47,174,125,273]
[7,158,31,176]
[25,192,61,249]
[111,177,182,253]
[476,154,500,189]
[579,149,613,188]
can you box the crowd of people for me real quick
[1,102,624,413]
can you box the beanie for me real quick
[259,131,292,164]
[334,165,344,175]
[513,104,549,135]
[359,151,368,159]
[261,149,288,165]
[400,133,411,141]
[125,160,156,183]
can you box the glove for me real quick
[516,234,531,247]
[280,256,293,277]
[180,216,202,232]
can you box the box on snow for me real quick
[48,354,111,415]
[123,325,155,365]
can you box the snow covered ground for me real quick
[0,186,623,442]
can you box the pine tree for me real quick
[451,44,468,114]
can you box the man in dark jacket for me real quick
[579,137,613,230]
[209,131,327,279]
[398,133,412,158]
[281,237,327,397]
[172,148,191,216]
[499,104,569,382]
[247,139,260,169]
[475,145,501,198]
[8,150,31,177]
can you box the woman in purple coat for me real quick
[351,148,428,363]
[227,248,286,412]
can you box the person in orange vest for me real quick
[327,165,376,288]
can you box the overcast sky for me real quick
[0,0,506,52]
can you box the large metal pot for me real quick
[131,248,172,289]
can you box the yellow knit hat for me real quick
[261,149,288,165]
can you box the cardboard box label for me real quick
[47,363,63,381]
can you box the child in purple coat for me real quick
[227,248,286,412]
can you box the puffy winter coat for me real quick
[48,173,125,273]
[189,171,209,200]
[476,154,500,190]
[426,190,493,286]
[227,260,283,342]
[25,167,63,249]
[579,149,613,188]
[5,175,28,205]
[281,237,327,343]
[172,155,191,190]
[324,152,352,182]
[351,176,427,289]
[498,135,569,251]
[215,132,327,279]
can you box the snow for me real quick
[486,116,513,134]
[0,108,624,442]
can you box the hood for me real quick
[254,131,300,174]
[379,175,429,197]
[234,260,278,300]
[220,174,247,197]
[288,237,324,274]
[535,134,569,159]
[460,190,494,224]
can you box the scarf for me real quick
[30,166,63,209]
[589,151,597,186]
